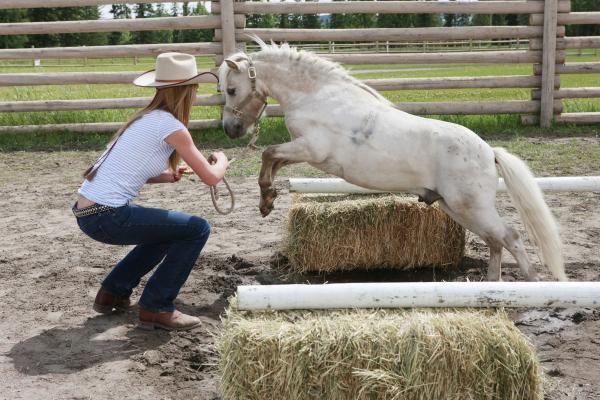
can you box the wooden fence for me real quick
[0,0,598,134]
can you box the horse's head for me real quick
[219,53,267,139]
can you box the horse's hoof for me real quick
[260,204,274,217]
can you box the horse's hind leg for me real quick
[438,199,538,281]
[437,200,503,281]
[500,225,540,281]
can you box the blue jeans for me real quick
[76,204,211,312]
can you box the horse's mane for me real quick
[223,37,393,106]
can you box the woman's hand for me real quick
[147,167,189,184]
[173,166,191,182]
[208,152,229,168]
[165,129,231,187]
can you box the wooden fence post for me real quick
[219,0,237,57]
[540,0,559,128]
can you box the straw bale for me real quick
[284,194,465,272]
[217,303,542,400]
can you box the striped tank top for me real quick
[79,109,186,207]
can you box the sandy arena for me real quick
[0,146,598,399]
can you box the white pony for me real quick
[218,39,566,282]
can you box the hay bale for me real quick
[217,303,542,400]
[284,194,465,272]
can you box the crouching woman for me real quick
[73,53,228,331]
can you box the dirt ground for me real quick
[0,147,598,400]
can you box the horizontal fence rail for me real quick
[0,120,222,134]
[324,50,555,64]
[530,11,600,25]
[264,100,562,117]
[532,87,600,99]
[217,26,558,43]
[0,95,223,113]
[555,113,600,124]
[0,71,219,86]
[534,62,600,74]
[0,0,161,9]
[213,0,571,15]
[0,15,244,36]
[0,43,222,60]
[216,50,560,66]
[530,36,600,50]
[1,77,564,111]
[362,76,560,91]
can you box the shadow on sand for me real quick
[7,311,170,375]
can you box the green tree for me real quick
[346,0,376,29]
[173,2,213,43]
[567,0,600,36]
[491,14,507,26]
[26,8,61,48]
[414,13,441,28]
[298,0,321,29]
[27,6,107,47]
[443,13,456,27]
[154,3,173,44]
[194,2,214,42]
[131,3,158,44]
[472,14,491,26]
[108,4,132,45]
[349,13,376,29]
[330,0,351,29]
[0,9,28,48]
[377,14,413,28]
[505,14,520,26]
[62,6,108,46]
[301,14,321,29]
[455,13,471,27]
[246,9,278,29]
[172,2,184,42]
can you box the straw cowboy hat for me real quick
[134,52,205,88]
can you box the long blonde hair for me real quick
[84,84,197,179]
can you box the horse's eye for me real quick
[227,88,236,96]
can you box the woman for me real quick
[73,52,229,331]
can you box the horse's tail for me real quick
[493,147,566,281]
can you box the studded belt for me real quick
[72,202,114,218]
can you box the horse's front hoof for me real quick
[259,204,273,217]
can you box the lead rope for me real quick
[207,122,262,215]
[204,61,265,214]
[209,175,235,215]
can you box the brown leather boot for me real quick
[138,308,201,331]
[93,287,136,314]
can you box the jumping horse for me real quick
[218,39,566,282]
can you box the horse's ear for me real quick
[225,59,240,71]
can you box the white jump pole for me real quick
[237,282,600,311]
[289,176,600,194]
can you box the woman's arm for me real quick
[146,168,187,184]
[165,129,229,186]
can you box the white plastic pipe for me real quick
[289,176,600,194]
[237,282,600,310]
